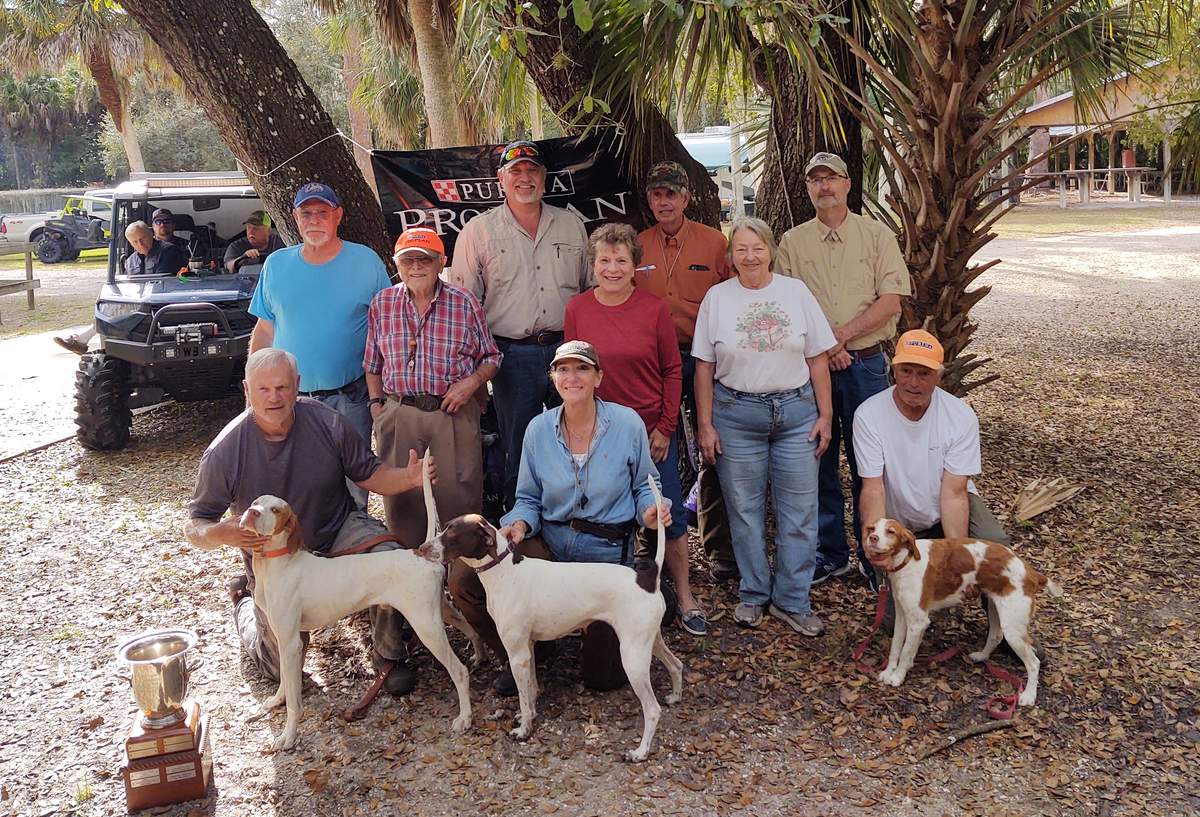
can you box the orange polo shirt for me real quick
[635,219,730,345]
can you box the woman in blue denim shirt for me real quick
[692,217,836,637]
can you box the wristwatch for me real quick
[368,397,387,408]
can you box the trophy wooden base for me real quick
[120,704,213,812]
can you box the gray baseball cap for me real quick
[551,340,600,368]
[804,152,849,177]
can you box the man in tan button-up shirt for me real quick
[775,152,911,588]
[450,140,591,510]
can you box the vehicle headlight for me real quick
[97,301,142,318]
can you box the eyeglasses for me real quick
[806,174,843,186]
[501,144,540,163]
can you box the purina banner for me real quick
[371,129,643,263]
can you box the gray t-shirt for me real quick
[223,233,285,268]
[188,399,381,551]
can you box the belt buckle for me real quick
[535,330,557,346]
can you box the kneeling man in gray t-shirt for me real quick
[185,348,433,697]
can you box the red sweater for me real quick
[564,287,682,437]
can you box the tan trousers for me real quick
[375,397,483,548]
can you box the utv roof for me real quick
[114,172,258,200]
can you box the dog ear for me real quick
[283,511,305,555]
[891,521,920,561]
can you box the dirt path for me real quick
[0,221,1197,817]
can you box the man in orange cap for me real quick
[364,227,502,551]
[853,330,1010,589]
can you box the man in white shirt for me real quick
[853,330,1009,588]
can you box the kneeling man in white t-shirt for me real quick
[852,330,1009,590]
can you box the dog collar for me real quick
[474,546,512,573]
[258,545,291,559]
[884,552,913,573]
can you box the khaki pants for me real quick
[914,493,1011,545]
[447,535,628,691]
[375,397,483,548]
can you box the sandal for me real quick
[680,609,709,636]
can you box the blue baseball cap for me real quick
[292,182,340,208]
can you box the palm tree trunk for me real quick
[122,0,388,258]
[408,0,462,147]
[86,47,145,173]
[342,23,378,195]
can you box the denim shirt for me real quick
[501,399,661,537]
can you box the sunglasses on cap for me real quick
[501,144,540,163]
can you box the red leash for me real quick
[852,587,1025,719]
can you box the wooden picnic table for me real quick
[0,242,40,324]
[1020,167,1156,208]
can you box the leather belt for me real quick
[849,342,885,358]
[568,517,636,542]
[496,330,564,346]
[300,375,364,398]
[388,393,442,412]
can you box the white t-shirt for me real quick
[692,274,836,393]
[853,386,981,531]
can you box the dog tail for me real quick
[422,451,440,542]
[648,474,667,590]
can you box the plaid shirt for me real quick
[364,280,502,396]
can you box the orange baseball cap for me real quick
[393,227,444,257]
[891,330,944,370]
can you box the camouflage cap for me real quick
[645,161,690,193]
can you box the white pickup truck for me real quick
[0,190,115,259]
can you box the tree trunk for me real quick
[342,23,378,196]
[496,0,721,228]
[121,0,388,257]
[85,47,146,173]
[408,0,462,147]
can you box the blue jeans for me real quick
[817,351,890,568]
[656,431,688,540]
[313,375,372,510]
[541,521,633,566]
[712,381,820,615]
[492,341,561,510]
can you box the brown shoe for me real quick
[226,575,250,606]
[53,335,88,355]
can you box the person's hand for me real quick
[404,449,436,488]
[369,400,384,421]
[642,500,673,530]
[440,374,479,414]
[828,345,853,371]
[220,519,271,554]
[498,521,527,546]
[809,414,832,458]
[245,248,261,259]
[649,429,670,463]
[698,423,722,465]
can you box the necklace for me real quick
[657,220,690,282]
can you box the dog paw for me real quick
[879,670,904,687]
[1018,689,1037,707]
[451,714,472,734]
[968,650,989,663]
[665,692,682,705]
[509,724,531,741]
[271,731,296,752]
[624,747,650,763]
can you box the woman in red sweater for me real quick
[565,222,706,636]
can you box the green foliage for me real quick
[0,68,105,187]
[100,91,235,175]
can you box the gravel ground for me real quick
[1,211,1197,816]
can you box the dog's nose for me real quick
[867,533,878,544]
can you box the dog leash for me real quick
[852,586,1025,720]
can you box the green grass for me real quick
[991,204,1200,238]
[0,294,95,340]
[0,248,107,270]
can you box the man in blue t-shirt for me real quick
[249,183,392,507]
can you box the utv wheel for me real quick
[36,236,69,264]
[74,353,132,450]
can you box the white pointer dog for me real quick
[864,518,1062,707]
[239,459,476,750]
[419,476,684,762]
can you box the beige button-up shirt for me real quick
[775,211,911,350]
[449,202,591,339]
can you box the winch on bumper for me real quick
[101,302,249,366]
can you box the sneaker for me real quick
[858,560,880,593]
[709,558,740,582]
[811,559,851,586]
[733,603,763,628]
[768,604,825,637]
[53,335,88,355]
[680,609,708,636]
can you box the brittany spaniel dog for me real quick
[864,518,1061,707]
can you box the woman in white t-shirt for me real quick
[692,217,836,636]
